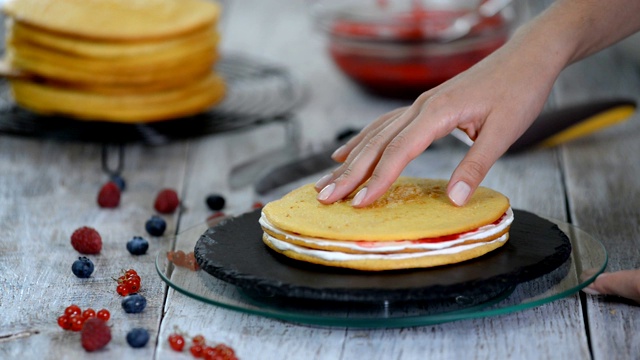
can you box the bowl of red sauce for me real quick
[313,0,515,98]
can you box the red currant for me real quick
[117,284,130,296]
[202,346,219,360]
[190,344,204,357]
[64,304,82,317]
[213,344,235,357]
[57,315,71,330]
[82,308,96,320]
[126,279,140,293]
[168,333,185,351]
[125,269,138,277]
[69,314,85,332]
[97,309,110,321]
[192,334,206,346]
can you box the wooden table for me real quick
[2,0,640,359]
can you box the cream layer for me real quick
[263,233,509,261]
[259,207,513,253]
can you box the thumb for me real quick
[447,133,507,206]
[583,269,640,304]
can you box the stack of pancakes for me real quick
[1,0,225,123]
[260,177,513,271]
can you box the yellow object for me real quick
[262,178,510,241]
[3,0,221,41]
[2,0,226,123]
[540,105,636,148]
[10,73,226,123]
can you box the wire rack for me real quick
[0,53,306,145]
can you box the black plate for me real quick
[194,209,571,302]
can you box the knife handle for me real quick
[508,99,636,153]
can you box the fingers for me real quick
[330,107,408,163]
[316,107,422,204]
[447,120,513,206]
[583,269,640,304]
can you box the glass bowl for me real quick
[312,0,515,98]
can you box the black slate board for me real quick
[194,209,571,302]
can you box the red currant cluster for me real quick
[167,250,199,271]
[168,329,238,360]
[115,269,141,296]
[57,304,110,332]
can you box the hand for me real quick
[314,28,565,207]
[583,269,640,304]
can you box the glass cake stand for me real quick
[156,214,607,328]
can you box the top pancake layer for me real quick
[3,0,221,41]
[262,177,510,241]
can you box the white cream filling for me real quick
[259,207,513,253]
[264,232,509,261]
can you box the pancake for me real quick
[3,0,221,41]
[9,21,219,59]
[10,72,226,123]
[1,0,226,123]
[260,177,513,271]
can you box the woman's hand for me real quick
[583,269,640,304]
[314,27,565,207]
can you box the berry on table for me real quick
[71,256,94,278]
[126,236,149,255]
[97,181,121,208]
[126,328,150,348]
[168,333,185,352]
[96,309,110,321]
[154,188,180,214]
[57,315,71,330]
[70,314,85,332]
[145,215,167,236]
[64,304,82,317]
[110,174,126,191]
[122,294,147,313]
[82,308,96,320]
[115,268,141,296]
[70,227,102,254]
[205,194,226,211]
[81,318,112,352]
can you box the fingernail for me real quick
[331,145,346,159]
[449,181,471,206]
[582,286,601,295]
[315,174,332,190]
[352,187,367,207]
[317,183,335,201]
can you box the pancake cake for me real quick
[1,0,225,123]
[260,177,514,271]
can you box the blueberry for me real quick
[122,294,147,313]
[126,328,150,348]
[71,256,94,278]
[126,236,149,255]
[145,215,166,236]
[206,194,226,211]
[110,174,126,191]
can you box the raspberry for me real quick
[97,181,121,208]
[81,318,111,352]
[154,188,179,214]
[70,227,102,254]
[71,256,94,278]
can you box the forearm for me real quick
[517,0,640,66]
